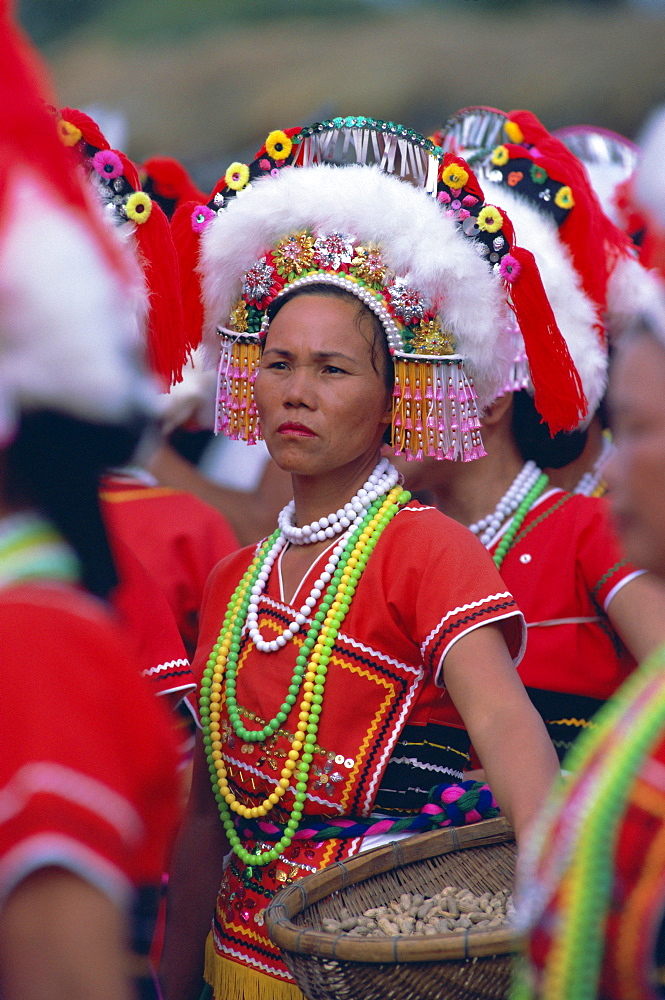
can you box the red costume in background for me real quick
[0,580,179,906]
[101,473,239,659]
[490,489,641,758]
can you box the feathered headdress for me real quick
[172,117,586,457]
[57,107,190,388]
[0,5,156,446]
[195,159,515,461]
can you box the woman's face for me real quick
[255,293,392,479]
[606,329,665,577]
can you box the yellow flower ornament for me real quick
[225,162,250,191]
[491,145,510,167]
[265,130,293,161]
[125,191,152,224]
[477,205,502,233]
[555,185,575,210]
[58,119,82,147]
[441,161,469,189]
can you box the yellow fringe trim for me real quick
[391,356,484,461]
[204,933,306,1000]
[219,337,262,442]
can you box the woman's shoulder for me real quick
[383,498,493,564]
[204,539,269,596]
[528,488,615,533]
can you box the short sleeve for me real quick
[0,587,179,908]
[376,504,526,684]
[577,497,645,612]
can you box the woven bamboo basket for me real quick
[265,816,518,1000]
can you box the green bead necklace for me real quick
[200,486,411,867]
[492,473,549,569]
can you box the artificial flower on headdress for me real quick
[92,149,123,180]
[125,191,152,224]
[224,162,250,191]
[491,145,510,167]
[191,204,215,233]
[555,186,575,210]
[440,160,469,190]
[477,205,503,233]
[265,130,293,161]
[58,119,82,146]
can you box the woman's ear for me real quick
[481,391,514,427]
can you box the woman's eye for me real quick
[323,364,345,374]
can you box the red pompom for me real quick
[133,199,189,387]
[170,199,205,356]
[141,155,206,208]
[508,245,588,434]
[59,106,110,151]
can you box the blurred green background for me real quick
[18,0,665,191]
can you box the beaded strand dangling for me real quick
[200,483,411,867]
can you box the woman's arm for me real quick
[442,622,560,845]
[0,868,130,1000]
[159,733,230,1000]
[607,572,665,663]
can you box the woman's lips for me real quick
[277,422,317,437]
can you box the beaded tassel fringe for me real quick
[392,356,485,462]
[215,334,262,442]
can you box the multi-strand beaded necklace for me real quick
[468,461,550,569]
[200,463,411,867]
[513,643,665,1000]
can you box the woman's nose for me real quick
[283,367,316,408]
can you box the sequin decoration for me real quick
[387,277,428,324]
[312,759,344,791]
[411,318,455,356]
[351,244,387,288]
[313,232,355,270]
[243,258,278,305]
[229,300,249,333]
[274,232,316,277]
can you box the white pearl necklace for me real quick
[249,458,400,652]
[277,457,399,545]
[574,434,614,497]
[468,460,542,547]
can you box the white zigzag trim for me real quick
[213,938,296,980]
[421,592,514,657]
[387,756,462,774]
[141,658,190,678]
[223,753,344,813]
[256,594,422,677]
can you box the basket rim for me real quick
[265,816,519,964]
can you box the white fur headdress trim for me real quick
[199,163,514,409]
[0,168,157,445]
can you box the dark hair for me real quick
[5,410,143,599]
[265,283,395,442]
[511,389,588,469]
